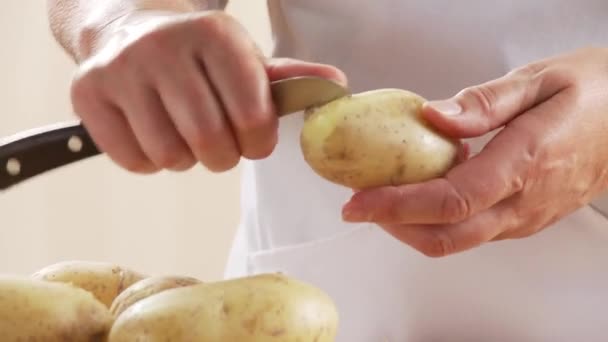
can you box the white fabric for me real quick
[224,1,608,341]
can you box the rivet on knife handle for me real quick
[0,122,99,190]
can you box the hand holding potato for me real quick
[341,47,608,257]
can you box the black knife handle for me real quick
[0,121,100,190]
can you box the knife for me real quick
[0,76,349,191]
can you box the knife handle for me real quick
[0,122,100,190]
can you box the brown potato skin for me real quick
[0,276,113,342]
[108,273,339,342]
[31,260,147,308]
[110,275,202,318]
[301,89,460,189]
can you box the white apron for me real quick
[224,1,608,341]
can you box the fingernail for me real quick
[427,99,462,116]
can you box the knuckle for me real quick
[71,65,98,94]
[241,133,278,160]
[171,156,197,172]
[470,225,494,245]
[384,188,408,222]
[106,35,163,74]
[462,84,498,116]
[137,29,171,54]
[238,116,278,159]
[121,156,157,174]
[509,62,547,80]
[542,65,578,89]
[205,155,240,173]
[107,46,134,72]
[69,79,92,113]
[188,126,222,156]
[152,142,187,169]
[70,71,104,115]
[235,110,276,135]
[184,125,240,172]
[241,139,277,160]
[194,11,234,37]
[440,182,471,223]
[420,231,455,258]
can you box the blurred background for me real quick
[0,1,272,281]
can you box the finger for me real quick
[492,228,533,241]
[342,124,532,224]
[154,57,241,172]
[422,62,571,138]
[76,100,157,174]
[116,84,196,171]
[266,58,348,86]
[455,141,471,164]
[381,200,519,258]
[198,18,277,160]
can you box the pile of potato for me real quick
[2,261,339,341]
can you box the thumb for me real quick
[265,58,348,87]
[421,63,566,138]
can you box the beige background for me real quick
[0,1,271,281]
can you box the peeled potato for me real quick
[0,275,112,341]
[300,88,460,189]
[109,273,339,342]
[31,260,147,308]
[110,275,202,318]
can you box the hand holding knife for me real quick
[0,76,349,191]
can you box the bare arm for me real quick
[46,0,226,62]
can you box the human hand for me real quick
[342,47,608,257]
[70,10,346,173]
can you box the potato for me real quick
[110,275,202,318]
[0,275,113,341]
[300,88,460,189]
[109,273,339,342]
[31,260,147,308]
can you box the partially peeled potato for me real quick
[300,88,460,189]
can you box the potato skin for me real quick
[110,275,202,318]
[0,276,113,342]
[108,273,339,342]
[31,260,147,308]
[300,89,460,189]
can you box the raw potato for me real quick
[31,260,147,308]
[300,88,460,189]
[0,275,113,341]
[110,275,202,318]
[109,273,339,342]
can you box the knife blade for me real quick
[271,76,349,116]
[0,76,349,191]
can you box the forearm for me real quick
[46,0,214,62]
